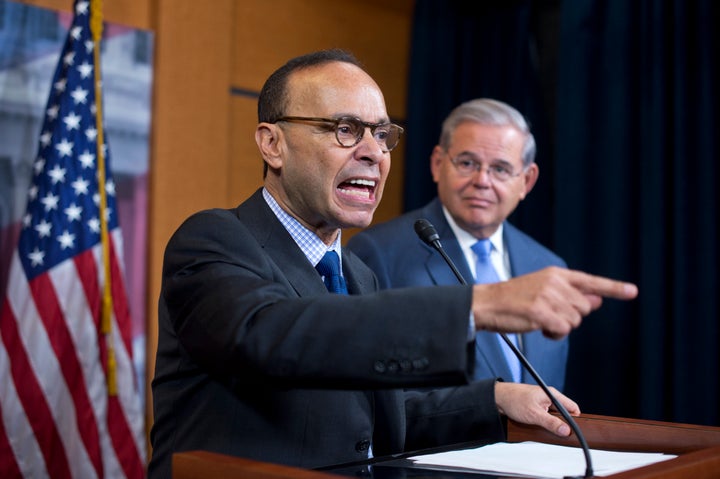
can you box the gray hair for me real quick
[438,98,536,167]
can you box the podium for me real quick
[172,413,720,478]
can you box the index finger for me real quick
[568,270,638,300]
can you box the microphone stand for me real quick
[414,219,593,478]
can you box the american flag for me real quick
[0,1,146,477]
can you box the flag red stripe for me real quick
[31,267,103,478]
[109,237,134,356]
[108,395,145,478]
[0,299,72,479]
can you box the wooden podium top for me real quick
[172,414,720,479]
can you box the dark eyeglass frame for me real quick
[446,151,524,182]
[274,116,404,152]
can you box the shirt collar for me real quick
[441,205,505,255]
[262,188,343,267]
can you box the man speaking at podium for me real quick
[147,49,637,479]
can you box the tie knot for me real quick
[315,250,348,294]
[316,250,341,277]
[472,238,499,285]
[471,239,492,260]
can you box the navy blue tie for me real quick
[471,239,521,382]
[315,250,348,294]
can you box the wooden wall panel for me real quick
[228,96,265,206]
[231,0,412,117]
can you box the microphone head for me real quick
[414,218,440,246]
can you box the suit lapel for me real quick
[239,190,328,297]
[421,199,475,286]
[342,252,376,295]
[504,222,544,277]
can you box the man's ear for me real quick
[519,163,539,200]
[429,145,445,183]
[255,123,284,170]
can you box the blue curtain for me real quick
[405,0,558,248]
[406,0,718,426]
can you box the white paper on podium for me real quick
[407,441,677,478]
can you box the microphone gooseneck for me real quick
[413,218,593,479]
[414,219,467,284]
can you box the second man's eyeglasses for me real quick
[447,152,523,182]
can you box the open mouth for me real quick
[337,178,376,201]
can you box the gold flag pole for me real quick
[89,0,117,395]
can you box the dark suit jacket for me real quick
[346,197,569,390]
[148,189,505,478]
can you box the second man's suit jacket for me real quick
[347,197,569,390]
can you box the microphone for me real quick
[414,218,593,479]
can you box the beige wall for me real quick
[18,0,414,457]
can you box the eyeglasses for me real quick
[447,152,523,182]
[274,116,404,152]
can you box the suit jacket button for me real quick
[412,357,429,370]
[355,439,371,452]
[373,360,386,373]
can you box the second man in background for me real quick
[348,98,568,390]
